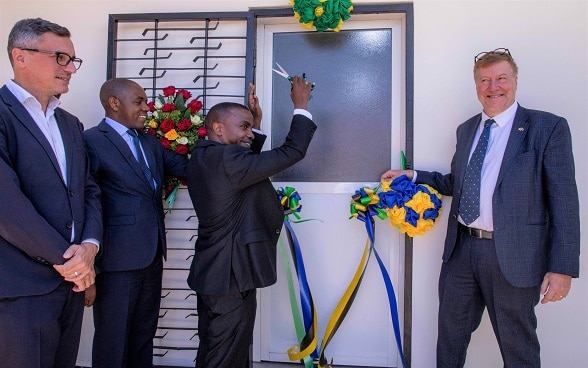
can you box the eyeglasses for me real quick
[20,48,83,70]
[474,48,512,63]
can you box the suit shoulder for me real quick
[519,106,569,132]
[83,125,104,140]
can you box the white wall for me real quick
[1,0,586,367]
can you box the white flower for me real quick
[176,136,189,145]
[154,100,163,109]
[153,111,159,119]
[190,114,202,124]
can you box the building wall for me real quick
[1,0,586,367]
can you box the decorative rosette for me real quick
[291,0,354,32]
[378,175,443,237]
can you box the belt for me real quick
[459,223,493,239]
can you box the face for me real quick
[214,108,255,148]
[112,83,150,130]
[12,32,78,104]
[474,60,518,117]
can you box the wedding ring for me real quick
[74,271,79,277]
[559,295,563,298]
[305,82,309,85]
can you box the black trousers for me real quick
[196,289,256,368]
[92,256,163,368]
[437,231,541,368]
[0,281,85,368]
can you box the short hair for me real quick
[204,102,250,130]
[7,18,71,66]
[474,51,518,77]
[99,78,141,111]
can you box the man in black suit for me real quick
[186,76,316,367]
[83,78,187,367]
[0,18,102,367]
[381,48,580,367]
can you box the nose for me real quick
[64,61,77,74]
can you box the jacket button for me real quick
[69,191,75,196]
[275,229,280,234]
[66,222,73,229]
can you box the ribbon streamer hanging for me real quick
[276,187,319,367]
[319,187,406,368]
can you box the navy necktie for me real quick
[127,129,155,190]
[459,119,494,225]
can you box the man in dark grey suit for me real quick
[0,18,102,367]
[83,78,187,367]
[381,48,579,367]
[186,76,316,367]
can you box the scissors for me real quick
[272,62,315,89]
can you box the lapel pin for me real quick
[518,127,524,131]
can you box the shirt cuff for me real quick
[294,108,312,120]
[83,238,100,249]
[412,170,418,182]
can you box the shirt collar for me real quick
[104,117,133,137]
[481,101,518,128]
[6,79,61,112]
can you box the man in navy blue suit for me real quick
[381,48,580,367]
[83,78,187,367]
[0,18,102,367]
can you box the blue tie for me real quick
[128,129,155,190]
[459,119,494,225]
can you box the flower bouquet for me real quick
[145,86,206,203]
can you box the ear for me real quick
[108,96,120,112]
[212,121,223,136]
[11,48,26,68]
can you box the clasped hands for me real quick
[53,242,98,292]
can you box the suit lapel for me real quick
[456,114,482,188]
[0,86,66,185]
[54,109,74,187]
[139,133,159,190]
[99,121,154,192]
[495,105,529,188]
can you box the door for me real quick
[255,15,407,367]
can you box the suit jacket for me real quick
[416,104,580,287]
[84,120,187,272]
[186,114,316,295]
[0,85,102,298]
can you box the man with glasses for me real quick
[381,48,579,367]
[0,18,102,367]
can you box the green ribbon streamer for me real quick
[278,237,315,368]
[164,182,181,212]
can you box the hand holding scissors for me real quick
[272,62,316,90]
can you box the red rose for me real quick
[198,126,207,138]
[147,128,157,136]
[147,101,155,112]
[162,86,176,97]
[176,89,191,100]
[177,118,192,131]
[159,137,172,149]
[161,103,176,112]
[159,119,175,133]
[188,99,203,113]
[175,144,189,155]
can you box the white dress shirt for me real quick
[461,101,518,231]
